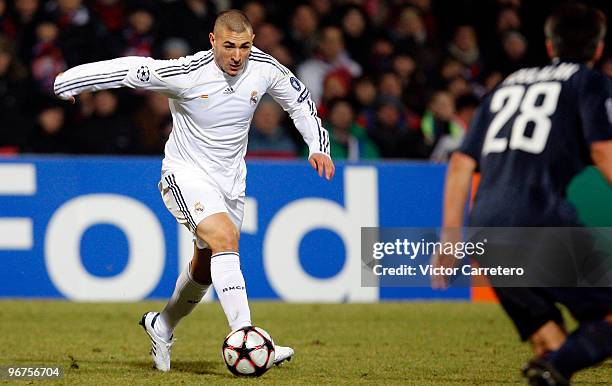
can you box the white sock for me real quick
[156,262,210,340]
[211,252,252,331]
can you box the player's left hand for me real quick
[309,153,335,180]
[430,252,455,290]
[430,228,462,290]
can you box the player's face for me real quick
[210,28,254,76]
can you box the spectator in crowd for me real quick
[285,4,318,63]
[421,90,464,162]
[496,5,521,35]
[13,0,42,63]
[309,0,332,23]
[42,0,108,66]
[159,0,216,53]
[368,34,394,73]
[161,37,190,60]
[242,1,265,31]
[121,5,156,58]
[445,75,471,99]
[339,5,372,70]
[91,0,125,36]
[438,57,467,83]
[352,75,378,127]
[247,96,297,159]
[454,92,480,132]
[369,95,425,158]
[30,19,66,96]
[254,22,282,56]
[377,71,403,99]
[23,99,70,153]
[389,6,438,74]
[74,90,136,154]
[352,76,377,112]
[2,0,596,160]
[407,0,436,35]
[482,70,504,93]
[496,30,528,75]
[393,53,426,111]
[323,98,379,161]
[0,0,16,39]
[267,43,294,68]
[318,68,352,119]
[447,25,482,80]
[0,36,30,152]
[297,25,361,105]
[600,57,612,78]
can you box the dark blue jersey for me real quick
[460,61,612,226]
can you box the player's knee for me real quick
[208,228,239,252]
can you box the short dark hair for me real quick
[214,10,253,35]
[544,3,606,62]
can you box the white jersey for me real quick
[54,47,330,198]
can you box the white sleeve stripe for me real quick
[55,71,128,94]
[54,69,128,89]
[157,52,213,75]
[159,55,214,78]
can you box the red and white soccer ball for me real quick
[222,326,275,376]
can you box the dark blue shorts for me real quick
[493,287,612,341]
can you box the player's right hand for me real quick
[54,72,76,104]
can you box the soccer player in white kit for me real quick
[54,10,334,372]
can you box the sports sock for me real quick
[156,262,210,340]
[210,252,252,331]
[549,320,612,379]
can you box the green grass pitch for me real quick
[0,301,610,385]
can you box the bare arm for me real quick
[431,151,477,289]
[442,151,477,228]
[591,140,612,185]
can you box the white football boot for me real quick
[139,312,174,372]
[273,345,295,365]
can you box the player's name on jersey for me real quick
[503,63,579,85]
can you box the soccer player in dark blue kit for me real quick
[437,3,612,385]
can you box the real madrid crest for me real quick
[250,90,258,105]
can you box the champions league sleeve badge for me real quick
[137,66,150,82]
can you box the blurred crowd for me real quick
[0,0,610,160]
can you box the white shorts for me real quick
[158,168,245,249]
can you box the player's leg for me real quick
[488,288,570,385]
[140,245,212,372]
[528,289,612,382]
[529,321,567,356]
[217,196,294,365]
[196,212,252,331]
[154,245,212,341]
[493,287,566,348]
[140,170,220,371]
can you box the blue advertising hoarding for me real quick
[0,157,469,301]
